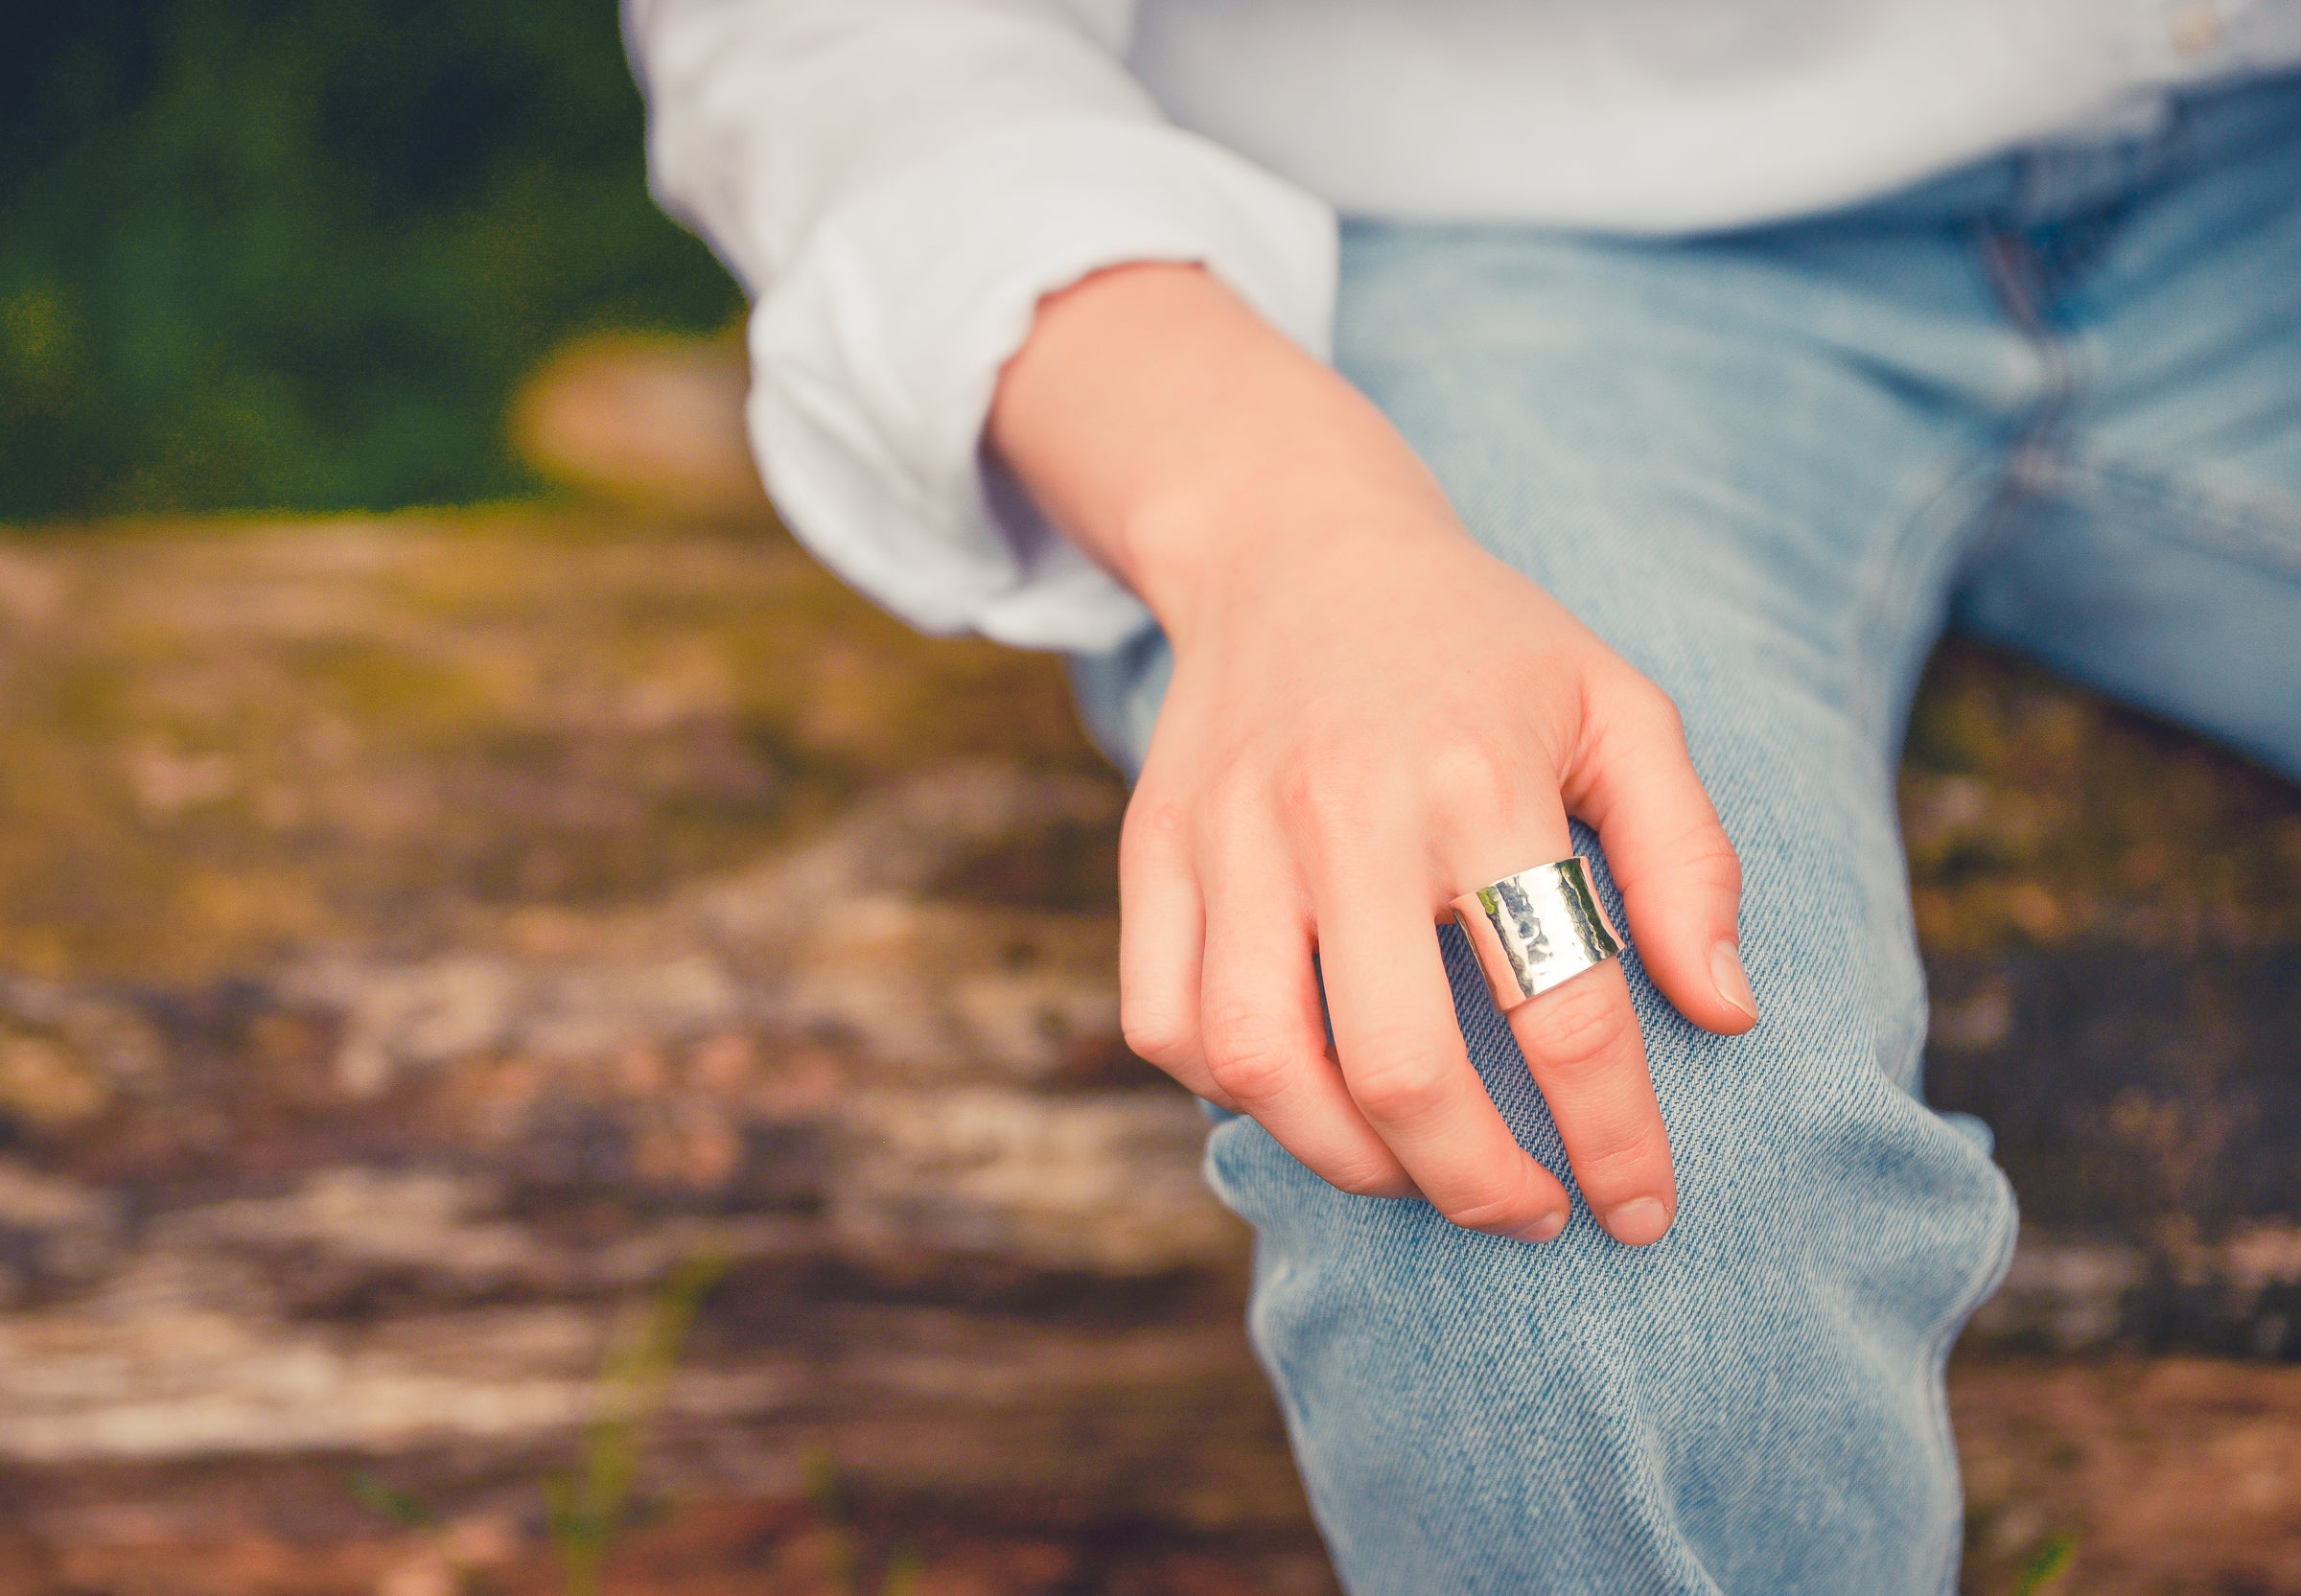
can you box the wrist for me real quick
[1113,474,1456,643]
[989,263,1462,641]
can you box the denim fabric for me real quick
[1069,75,2301,1594]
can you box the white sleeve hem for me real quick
[746,117,1337,653]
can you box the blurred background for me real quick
[3,0,737,521]
[1,5,2298,1595]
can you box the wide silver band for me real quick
[1450,856,1624,1012]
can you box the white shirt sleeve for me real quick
[625,0,1338,652]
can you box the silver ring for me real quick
[1450,856,1624,1012]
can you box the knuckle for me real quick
[1119,996,1196,1071]
[1640,684,1688,740]
[1524,982,1637,1083]
[1573,1121,1671,1189]
[1443,1185,1541,1233]
[1678,828,1745,896]
[1605,674,1682,734]
[1198,1011,1305,1102]
[1424,734,1521,822]
[1346,1044,1457,1122]
[1119,792,1189,863]
[1610,812,1744,902]
[1624,815,1741,899]
[1267,771,1328,838]
[1199,754,1270,823]
[1203,1050,1294,1103]
[1325,1157,1416,1200]
[1272,749,1386,841]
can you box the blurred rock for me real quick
[156,1168,547,1288]
[0,1299,610,1462]
[834,1088,1238,1273]
[0,513,1276,1580]
[0,1162,120,1307]
[1975,1219,2301,1362]
[510,334,770,520]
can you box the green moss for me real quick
[0,515,1105,982]
[0,1,741,521]
[1902,640,2301,954]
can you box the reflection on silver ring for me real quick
[1450,856,1624,1012]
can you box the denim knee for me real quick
[1201,914,2016,1595]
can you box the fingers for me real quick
[1123,672,1725,1251]
[1566,682,1755,1035]
[1505,961,1675,1244]
[1197,830,1414,1197]
[1122,789,1416,1200]
[1439,775,1679,1247]
[1117,794,1233,1107]
[1317,866,1571,1242]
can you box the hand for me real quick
[988,266,1757,1245]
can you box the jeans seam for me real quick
[2048,453,2301,584]
[1842,232,2051,1596]
[1845,232,2072,759]
[1927,1162,2022,1596]
[1836,451,2024,1596]
[1845,451,2010,758]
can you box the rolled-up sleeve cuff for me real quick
[746,118,1337,653]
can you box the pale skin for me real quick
[988,263,1759,1247]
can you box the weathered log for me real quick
[0,517,2294,1592]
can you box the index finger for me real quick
[1315,870,1570,1243]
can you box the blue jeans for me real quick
[1071,76,2301,1594]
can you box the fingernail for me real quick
[1509,1209,1569,1245]
[1709,941,1758,1025]
[1603,1197,1670,1246]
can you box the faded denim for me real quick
[1070,74,2301,1595]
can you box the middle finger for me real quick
[1315,864,1570,1242]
